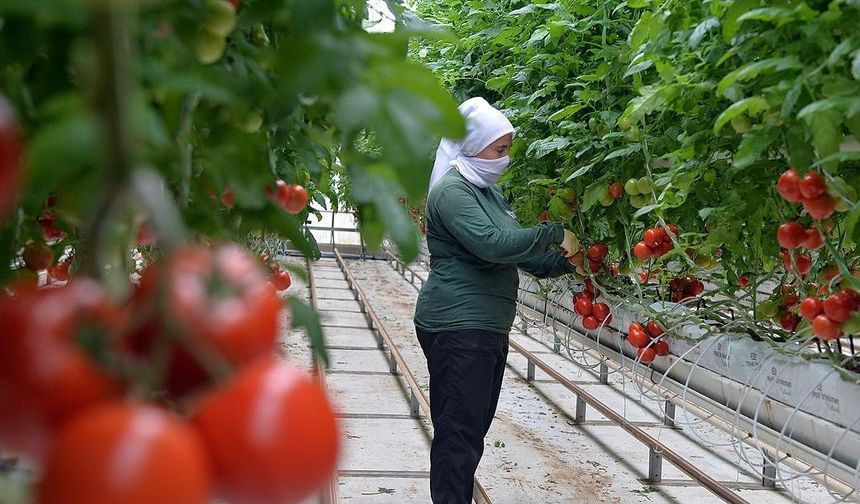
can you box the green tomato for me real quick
[240,112,263,133]
[599,190,614,207]
[730,115,751,134]
[193,29,226,65]
[624,179,640,196]
[844,313,860,334]
[618,117,632,131]
[205,0,237,37]
[548,195,574,221]
[757,300,779,319]
[557,187,577,204]
[703,169,717,184]
[636,177,652,195]
[630,194,646,209]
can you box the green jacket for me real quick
[414,170,572,334]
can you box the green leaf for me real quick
[785,125,815,170]
[723,0,760,42]
[844,205,860,247]
[581,182,609,212]
[627,0,650,8]
[624,84,681,120]
[548,104,583,121]
[288,297,328,367]
[847,113,860,140]
[714,96,769,133]
[629,11,664,50]
[806,109,843,171]
[781,78,803,119]
[689,17,720,48]
[797,98,860,121]
[732,128,778,169]
[738,5,817,26]
[827,36,860,67]
[717,57,803,95]
[624,59,654,78]
[604,143,641,160]
[526,137,571,158]
[853,50,860,80]
[633,203,660,218]
[564,163,594,182]
[349,164,418,261]
[486,75,512,91]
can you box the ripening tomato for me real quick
[282,184,309,215]
[667,223,679,236]
[646,321,663,338]
[637,347,656,364]
[0,280,125,462]
[582,316,600,330]
[823,294,852,323]
[37,403,212,504]
[803,194,835,220]
[653,340,670,357]
[799,297,822,320]
[627,328,649,348]
[799,171,826,199]
[813,315,842,340]
[608,182,624,199]
[777,222,806,249]
[192,359,339,504]
[633,241,652,260]
[592,302,611,322]
[0,96,21,221]
[127,244,280,397]
[221,186,235,209]
[574,297,593,316]
[777,168,802,203]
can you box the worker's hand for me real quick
[560,229,579,257]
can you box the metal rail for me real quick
[381,251,758,503]
[305,258,341,504]
[331,249,493,504]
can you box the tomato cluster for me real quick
[668,275,705,302]
[267,179,310,215]
[777,168,838,220]
[0,243,339,504]
[632,224,677,260]
[572,280,612,330]
[800,289,860,341]
[626,321,670,364]
[193,0,239,65]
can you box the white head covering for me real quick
[429,97,515,191]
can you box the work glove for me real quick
[560,229,580,257]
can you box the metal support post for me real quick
[762,450,777,488]
[663,401,676,428]
[527,361,536,382]
[648,447,663,483]
[599,362,609,384]
[574,395,586,424]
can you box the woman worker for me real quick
[414,97,578,503]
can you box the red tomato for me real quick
[654,226,668,243]
[794,253,813,276]
[637,347,656,364]
[23,241,53,271]
[192,359,339,504]
[667,223,679,236]
[629,322,644,334]
[49,259,72,282]
[777,222,806,249]
[799,297,822,320]
[655,240,673,257]
[653,340,670,357]
[584,279,595,295]
[574,297,593,316]
[582,316,600,330]
[777,168,803,203]
[0,96,21,221]
[37,403,211,504]
[608,182,624,199]
[690,279,705,296]
[221,186,235,209]
[0,280,124,461]
[271,269,292,291]
[587,259,603,272]
[643,228,661,248]
[646,321,663,338]
[137,221,157,246]
[38,211,66,242]
[813,315,843,340]
[628,328,649,348]
[781,293,799,309]
[738,276,749,288]
[633,241,652,260]
[588,243,609,262]
[801,227,824,251]
[799,171,826,199]
[823,294,852,322]
[539,211,548,222]
[779,312,799,331]
[839,289,860,311]
[803,194,835,220]
[282,184,309,215]
[592,302,611,322]
[128,244,280,397]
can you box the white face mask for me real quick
[454,155,511,188]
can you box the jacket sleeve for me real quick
[432,184,564,264]
[519,252,574,279]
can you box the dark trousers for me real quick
[415,327,509,504]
